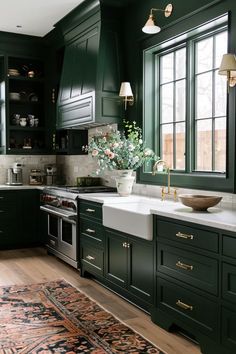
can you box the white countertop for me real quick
[79,193,236,233]
[0,184,45,190]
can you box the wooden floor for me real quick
[0,247,201,354]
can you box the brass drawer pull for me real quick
[176,231,194,240]
[86,255,95,261]
[86,228,95,234]
[85,208,95,213]
[176,299,193,311]
[176,260,193,271]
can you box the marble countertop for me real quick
[79,193,236,233]
[0,184,45,190]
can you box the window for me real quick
[158,29,227,174]
[141,13,235,192]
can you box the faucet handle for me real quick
[173,188,178,201]
[161,186,166,200]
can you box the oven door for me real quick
[40,205,77,262]
[59,217,77,260]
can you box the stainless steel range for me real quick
[40,185,116,268]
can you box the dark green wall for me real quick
[122,0,236,121]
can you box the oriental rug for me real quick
[0,279,166,353]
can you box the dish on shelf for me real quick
[178,194,222,211]
[9,92,20,100]
[8,68,20,76]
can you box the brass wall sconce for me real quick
[218,53,236,90]
[142,3,173,34]
[119,82,134,110]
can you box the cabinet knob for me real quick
[176,299,193,311]
[176,231,194,240]
[176,260,193,271]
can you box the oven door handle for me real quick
[40,205,76,221]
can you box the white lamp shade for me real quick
[119,82,133,97]
[218,54,236,75]
[142,14,161,34]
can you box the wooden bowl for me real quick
[178,194,222,211]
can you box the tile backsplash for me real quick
[0,155,56,185]
[0,122,236,210]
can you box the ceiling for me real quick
[0,0,85,37]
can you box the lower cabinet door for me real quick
[128,237,154,304]
[222,306,236,352]
[105,229,127,287]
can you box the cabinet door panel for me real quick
[128,238,154,304]
[222,262,236,304]
[105,229,127,287]
[222,306,236,351]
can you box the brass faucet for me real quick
[152,159,177,201]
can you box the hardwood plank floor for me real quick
[0,247,201,354]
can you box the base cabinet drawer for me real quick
[158,243,218,295]
[81,241,104,276]
[156,218,219,253]
[80,217,104,244]
[157,277,219,339]
[222,306,236,352]
[79,201,102,221]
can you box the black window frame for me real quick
[138,12,236,193]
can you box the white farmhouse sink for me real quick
[103,201,157,240]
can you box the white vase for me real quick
[115,170,135,197]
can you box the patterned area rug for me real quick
[0,279,166,353]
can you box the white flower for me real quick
[139,139,143,144]
[132,156,140,163]
[128,144,135,151]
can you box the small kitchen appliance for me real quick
[29,169,44,185]
[45,164,57,185]
[6,162,23,185]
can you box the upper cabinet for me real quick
[56,0,124,129]
[0,32,54,155]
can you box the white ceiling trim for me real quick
[0,0,84,37]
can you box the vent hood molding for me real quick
[56,0,124,129]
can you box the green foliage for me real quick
[84,120,159,174]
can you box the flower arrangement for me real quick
[84,120,158,174]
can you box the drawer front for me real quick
[157,277,218,339]
[222,262,236,303]
[79,200,102,221]
[222,306,236,352]
[80,217,104,245]
[158,243,218,295]
[222,235,236,259]
[156,219,218,253]
[81,240,104,276]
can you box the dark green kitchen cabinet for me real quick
[56,1,123,128]
[105,228,155,308]
[0,189,41,249]
[152,215,236,354]
[53,129,88,155]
